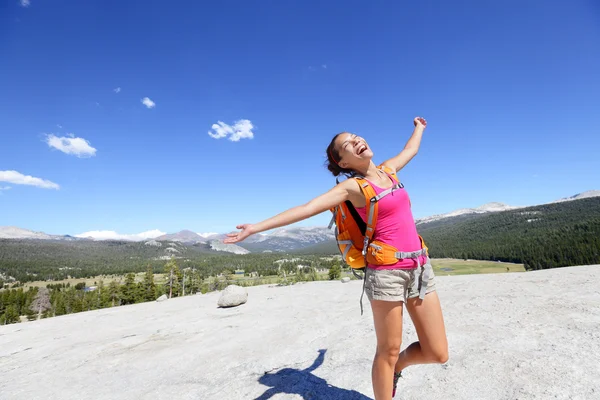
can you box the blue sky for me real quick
[1,0,599,238]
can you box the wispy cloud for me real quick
[57,124,63,129]
[141,97,155,109]
[208,119,255,142]
[0,186,11,191]
[0,170,59,190]
[45,134,97,158]
[308,64,328,72]
[20,0,30,7]
[114,87,121,93]
[75,229,165,241]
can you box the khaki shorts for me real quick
[364,259,436,302]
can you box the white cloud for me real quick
[75,229,165,241]
[0,186,11,191]
[45,134,97,158]
[20,0,30,7]
[0,170,59,190]
[208,119,255,142]
[141,97,155,109]
[57,124,63,129]
[197,232,218,238]
[114,87,121,93]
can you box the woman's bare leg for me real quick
[371,299,404,400]
[395,291,448,373]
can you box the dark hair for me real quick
[325,132,356,178]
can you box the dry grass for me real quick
[431,258,525,275]
[18,259,524,289]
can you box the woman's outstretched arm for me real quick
[224,179,357,244]
[381,117,427,173]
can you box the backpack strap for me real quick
[378,164,398,181]
[354,177,378,258]
[378,164,409,206]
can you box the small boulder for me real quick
[156,294,168,302]
[218,285,248,308]
[341,277,351,283]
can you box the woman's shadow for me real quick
[255,349,372,399]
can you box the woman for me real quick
[224,117,448,400]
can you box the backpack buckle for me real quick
[362,237,369,256]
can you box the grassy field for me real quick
[17,258,525,290]
[21,273,160,289]
[430,258,525,275]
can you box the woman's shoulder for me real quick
[335,178,365,208]
[336,176,362,192]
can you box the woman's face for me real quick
[333,132,373,168]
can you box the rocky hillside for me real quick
[1,266,598,399]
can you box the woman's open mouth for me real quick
[357,144,367,155]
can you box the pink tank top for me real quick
[355,174,427,270]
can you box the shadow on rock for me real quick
[255,349,371,400]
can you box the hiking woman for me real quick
[224,117,448,400]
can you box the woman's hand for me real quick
[414,117,427,129]
[224,224,255,244]
[381,116,428,173]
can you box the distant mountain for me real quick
[207,239,249,255]
[552,190,600,203]
[3,190,598,254]
[197,232,221,239]
[292,239,339,255]
[415,202,521,225]
[239,227,334,252]
[0,226,75,241]
[155,230,205,243]
[415,191,600,226]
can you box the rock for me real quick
[217,285,248,308]
[156,294,168,302]
[341,277,351,283]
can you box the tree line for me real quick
[0,237,341,285]
[419,197,600,270]
[0,258,345,325]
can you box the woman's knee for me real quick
[427,346,449,364]
[376,342,402,364]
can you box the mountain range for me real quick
[1,190,598,254]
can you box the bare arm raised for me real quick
[224,178,361,244]
[381,117,427,173]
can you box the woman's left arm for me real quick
[381,117,427,173]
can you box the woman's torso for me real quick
[354,172,426,270]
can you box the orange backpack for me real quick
[328,165,428,275]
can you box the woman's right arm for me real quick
[224,179,357,244]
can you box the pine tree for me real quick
[142,265,156,301]
[3,305,19,325]
[328,264,341,280]
[164,258,181,298]
[120,273,137,305]
[108,281,120,307]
